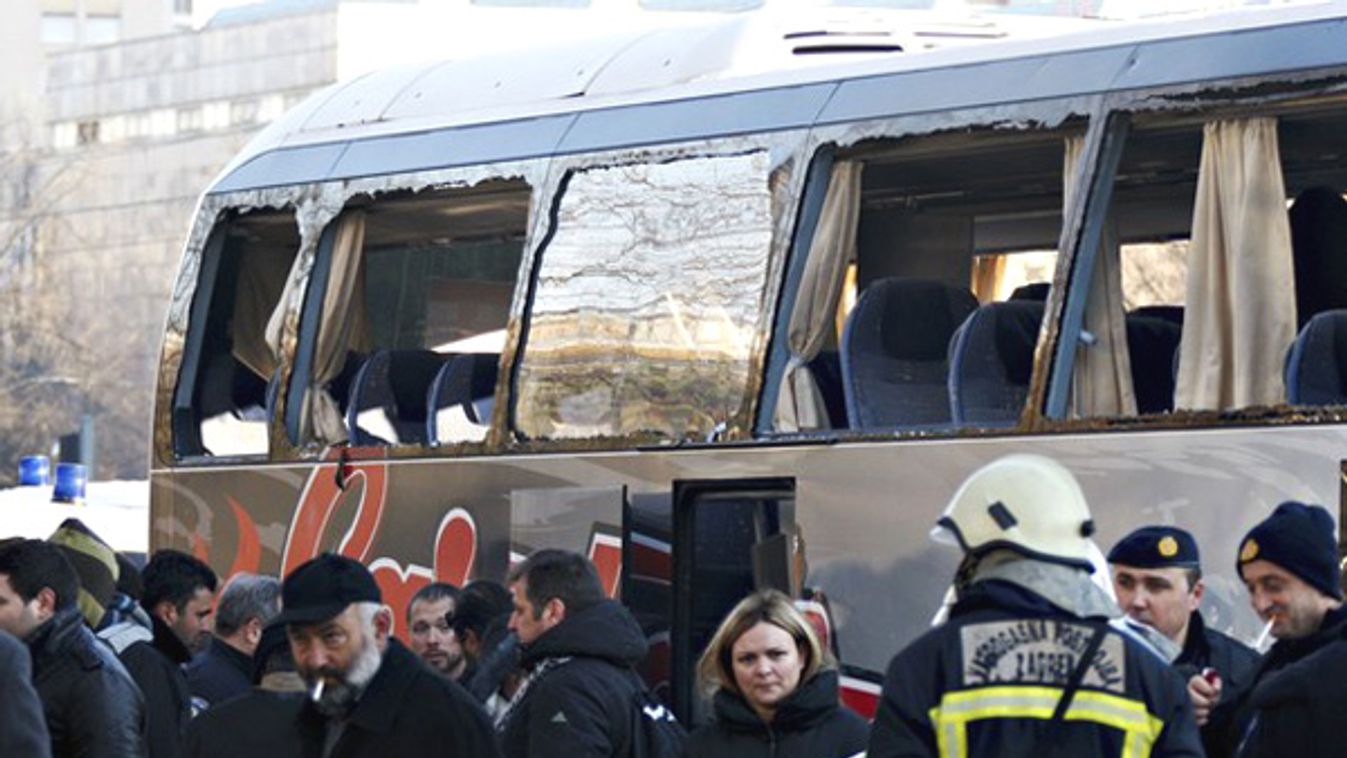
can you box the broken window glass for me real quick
[514,151,777,441]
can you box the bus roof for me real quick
[210,3,1347,195]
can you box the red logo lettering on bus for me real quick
[280,457,389,576]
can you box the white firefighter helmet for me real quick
[934,453,1096,570]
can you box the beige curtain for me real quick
[1175,118,1295,410]
[1065,136,1137,418]
[232,244,297,379]
[773,161,862,431]
[300,211,371,444]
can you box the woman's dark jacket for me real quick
[684,670,869,758]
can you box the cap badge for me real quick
[1158,536,1179,558]
[1240,538,1259,562]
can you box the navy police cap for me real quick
[1107,525,1201,570]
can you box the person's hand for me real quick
[1187,671,1222,726]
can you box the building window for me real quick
[40,13,77,45]
[76,121,100,145]
[85,15,121,45]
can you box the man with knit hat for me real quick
[1205,501,1347,757]
[1108,526,1258,752]
[274,553,499,758]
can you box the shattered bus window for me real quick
[514,151,776,441]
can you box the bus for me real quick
[151,3,1347,720]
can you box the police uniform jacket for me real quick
[1206,604,1347,757]
[867,579,1203,758]
[684,669,869,758]
[1170,611,1258,755]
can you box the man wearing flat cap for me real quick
[1204,501,1347,757]
[1108,526,1258,752]
[276,553,500,758]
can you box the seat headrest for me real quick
[988,301,1045,385]
[856,278,978,361]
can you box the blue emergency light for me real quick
[52,463,87,503]
[19,455,50,486]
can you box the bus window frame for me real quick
[757,95,1102,441]
[170,217,232,460]
[1035,77,1347,431]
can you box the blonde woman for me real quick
[685,590,868,758]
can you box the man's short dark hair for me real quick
[0,539,79,611]
[507,549,603,619]
[141,549,217,614]
[1184,566,1204,592]
[406,582,460,623]
[450,580,512,641]
[214,573,281,637]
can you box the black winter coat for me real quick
[116,614,193,758]
[183,689,304,758]
[867,579,1203,758]
[0,629,52,758]
[684,670,869,758]
[1206,605,1347,758]
[27,608,148,758]
[294,638,500,758]
[500,599,654,758]
[184,637,253,711]
[1234,625,1347,758]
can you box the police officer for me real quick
[1108,525,1258,752]
[1205,501,1347,757]
[867,454,1203,758]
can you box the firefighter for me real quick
[867,454,1203,758]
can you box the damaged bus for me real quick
[152,4,1347,720]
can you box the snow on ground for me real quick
[0,480,150,554]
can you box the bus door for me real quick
[668,478,796,726]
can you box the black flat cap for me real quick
[275,553,381,627]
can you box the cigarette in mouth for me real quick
[1253,618,1275,650]
[310,678,325,703]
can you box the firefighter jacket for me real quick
[867,578,1203,758]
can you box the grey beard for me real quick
[311,635,383,718]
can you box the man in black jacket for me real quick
[1108,524,1259,751]
[185,572,280,711]
[100,549,217,758]
[500,549,664,758]
[277,553,499,758]
[0,539,146,758]
[0,629,51,758]
[867,455,1203,758]
[1205,501,1347,756]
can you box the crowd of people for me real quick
[2,451,1346,757]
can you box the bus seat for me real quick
[1009,281,1051,301]
[1129,304,1184,328]
[948,300,1044,428]
[427,353,499,444]
[840,277,978,429]
[1285,309,1347,406]
[1291,187,1347,329]
[807,351,847,429]
[346,349,449,445]
[1125,314,1182,414]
